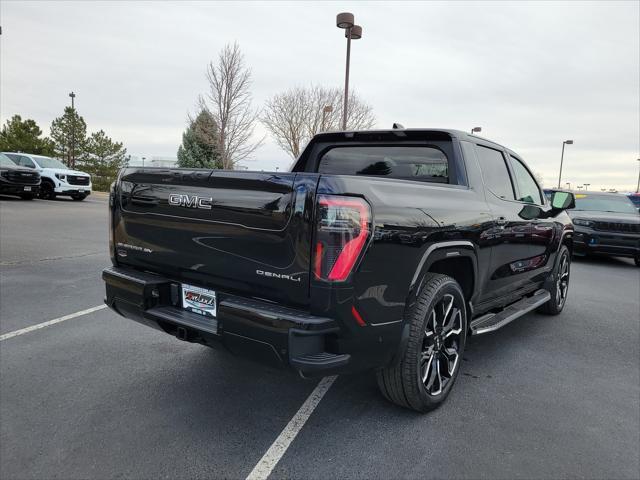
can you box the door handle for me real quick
[496,216,507,226]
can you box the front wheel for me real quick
[39,182,56,200]
[376,273,467,412]
[538,245,571,315]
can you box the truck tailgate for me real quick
[114,169,318,307]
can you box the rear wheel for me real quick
[39,181,55,200]
[376,273,467,412]
[538,245,571,315]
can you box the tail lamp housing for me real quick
[313,195,371,282]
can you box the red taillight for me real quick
[351,305,366,326]
[313,195,371,282]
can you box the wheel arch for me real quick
[391,242,477,368]
[409,241,478,304]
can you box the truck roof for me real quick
[310,128,507,150]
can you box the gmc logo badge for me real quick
[168,194,213,210]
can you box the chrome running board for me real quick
[470,289,551,335]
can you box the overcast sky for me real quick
[1,1,638,191]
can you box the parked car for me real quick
[3,153,92,201]
[567,192,640,266]
[0,153,41,199]
[102,128,575,412]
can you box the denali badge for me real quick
[256,270,302,283]
[168,193,213,210]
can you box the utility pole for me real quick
[557,139,574,188]
[321,105,333,132]
[69,92,76,168]
[336,13,362,130]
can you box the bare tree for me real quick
[201,43,262,169]
[261,85,376,159]
[260,87,308,159]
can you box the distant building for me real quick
[126,154,178,168]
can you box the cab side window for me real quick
[475,145,515,200]
[17,156,36,168]
[509,156,543,205]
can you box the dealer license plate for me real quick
[181,283,217,318]
[23,186,31,191]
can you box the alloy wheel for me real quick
[556,253,570,308]
[40,183,54,200]
[420,293,463,396]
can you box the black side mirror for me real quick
[550,191,575,210]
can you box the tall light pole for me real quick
[583,183,590,191]
[321,105,333,132]
[336,12,362,131]
[471,127,482,135]
[636,158,640,193]
[565,182,571,190]
[557,139,573,188]
[576,185,583,190]
[69,91,76,168]
[142,156,146,168]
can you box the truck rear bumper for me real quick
[102,266,350,376]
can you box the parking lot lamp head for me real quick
[471,127,482,135]
[336,12,354,29]
[348,25,362,40]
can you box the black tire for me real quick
[635,256,640,268]
[19,193,35,200]
[376,273,467,412]
[71,194,87,201]
[39,181,56,200]
[538,245,571,315]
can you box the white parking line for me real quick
[0,305,107,341]
[246,375,337,480]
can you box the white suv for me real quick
[4,153,92,201]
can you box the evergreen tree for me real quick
[50,107,87,168]
[82,130,127,191]
[0,115,55,155]
[177,110,222,168]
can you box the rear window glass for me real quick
[318,146,449,183]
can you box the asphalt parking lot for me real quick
[1,194,639,480]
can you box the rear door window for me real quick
[318,146,449,183]
[475,145,515,200]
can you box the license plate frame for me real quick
[23,186,31,192]
[181,283,217,318]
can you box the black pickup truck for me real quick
[0,153,41,199]
[103,128,575,411]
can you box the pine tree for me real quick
[82,130,127,191]
[177,110,222,169]
[0,115,55,155]
[50,107,87,168]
